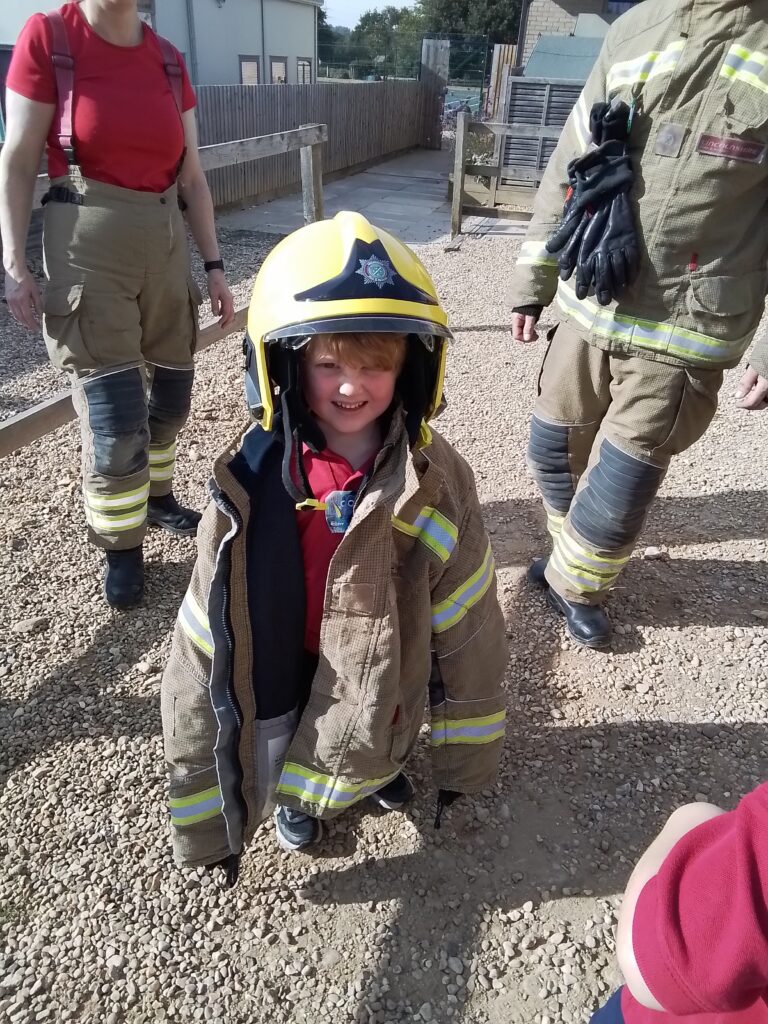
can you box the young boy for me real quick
[590,783,768,1023]
[161,212,508,882]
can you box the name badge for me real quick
[697,133,767,164]
[324,490,356,534]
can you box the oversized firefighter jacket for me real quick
[509,0,768,372]
[161,412,508,867]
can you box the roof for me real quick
[523,34,603,82]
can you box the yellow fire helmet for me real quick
[243,211,452,445]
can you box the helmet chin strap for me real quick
[278,349,327,505]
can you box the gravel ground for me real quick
[2,231,767,1024]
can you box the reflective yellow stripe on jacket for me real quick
[556,281,752,366]
[276,763,399,811]
[431,542,495,634]
[518,241,559,269]
[721,45,768,94]
[392,506,458,564]
[607,39,685,95]
[178,589,214,657]
[431,710,505,746]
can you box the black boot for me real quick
[147,493,202,537]
[104,546,144,609]
[546,588,611,649]
[527,556,548,588]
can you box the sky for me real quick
[323,0,415,30]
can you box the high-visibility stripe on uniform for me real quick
[721,45,768,94]
[550,530,631,594]
[169,785,223,826]
[546,510,565,539]
[431,542,495,634]
[149,441,176,483]
[518,240,559,269]
[392,506,458,564]
[178,589,214,657]
[431,709,506,746]
[276,763,399,811]
[556,280,752,366]
[84,483,148,533]
[607,39,685,95]
[572,93,592,153]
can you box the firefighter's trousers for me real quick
[528,322,723,606]
[42,173,202,551]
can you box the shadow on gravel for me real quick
[0,552,195,793]
[309,716,767,1023]
[484,489,768,557]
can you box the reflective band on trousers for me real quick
[392,506,458,564]
[431,542,495,634]
[546,510,565,539]
[149,441,176,483]
[721,45,768,94]
[518,240,559,269]
[607,39,685,94]
[276,763,399,811]
[550,530,631,595]
[178,589,213,657]
[169,785,223,826]
[84,482,148,533]
[431,709,505,746]
[556,280,752,365]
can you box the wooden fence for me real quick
[197,81,432,207]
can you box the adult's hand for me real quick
[734,367,768,410]
[4,269,42,331]
[511,311,539,343]
[207,270,235,329]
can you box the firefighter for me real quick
[509,0,768,649]
[161,213,508,880]
[0,0,234,608]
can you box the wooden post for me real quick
[451,111,469,238]
[299,124,325,224]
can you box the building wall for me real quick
[2,0,318,87]
[522,0,607,62]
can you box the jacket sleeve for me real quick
[161,500,230,868]
[748,331,768,379]
[507,32,615,310]
[428,471,508,794]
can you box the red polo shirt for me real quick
[295,446,375,654]
[7,3,196,192]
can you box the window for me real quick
[270,57,287,84]
[239,56,261,85]
[605,1,641,12]
[297,58,312,85]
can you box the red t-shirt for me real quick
[618,783,768,1024]
[295,446,375,654]
[7,3,196,192]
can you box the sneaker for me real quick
[274,805,323,851]
[369,772,414,811]
[104,546,144,609]
[147,493,202,537]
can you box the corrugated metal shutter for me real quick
[500,78,582,188]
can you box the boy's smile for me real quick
[304,353,398,438]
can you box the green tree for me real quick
[415,0,521,43]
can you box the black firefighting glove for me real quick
[434,789,462,829]
[545,100,634,264]
[205,853,240,889]
[575,191,640,305]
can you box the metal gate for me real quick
[499,77,582,189]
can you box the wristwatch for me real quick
[204,259,225,273]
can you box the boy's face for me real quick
[303,343,398,438]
